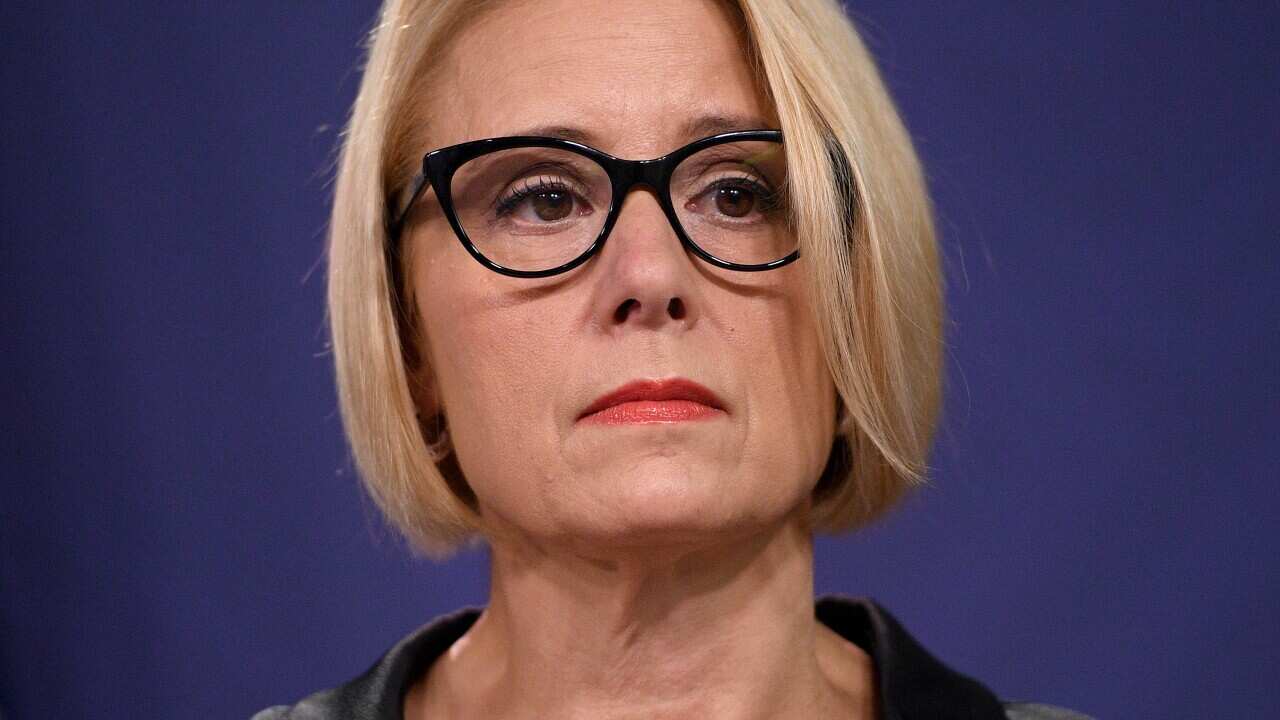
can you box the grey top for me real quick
[252,596,1092,720]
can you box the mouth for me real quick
[577,377,727,425]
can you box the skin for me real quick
[400,0,876,718]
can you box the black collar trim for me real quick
[816,595,1006,720]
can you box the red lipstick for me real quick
[578,378,726,425]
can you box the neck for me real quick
[407,509,875,720]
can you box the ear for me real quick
[407,358,441,418]
[408,363,453,463]
[394,268,456,460]
[395,280,442,417]
[406,347,447,416]
[402,324,471,506]
[399,310,449,443]
[834,388,852,436]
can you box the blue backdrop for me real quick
[2,3,1276,718]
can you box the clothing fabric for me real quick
[251,595,1090,719]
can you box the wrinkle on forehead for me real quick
[423,0,774,156]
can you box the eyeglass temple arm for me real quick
[389,172,433,239]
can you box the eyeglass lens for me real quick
[446,140,791,273]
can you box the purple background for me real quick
[2,3,1276,718]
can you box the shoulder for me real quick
[247,606,483,720]
[815,595,1093,720]
[1003,701,1096,719]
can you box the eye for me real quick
[689,176,781,221]
[529,188,573,221]
[714,184,754,218]
[494,176,591,223]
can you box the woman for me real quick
[255,0,1089,718]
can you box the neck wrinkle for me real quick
[423,509,862,720]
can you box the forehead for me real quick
[425,0,777,158]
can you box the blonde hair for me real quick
[328,0,943,557]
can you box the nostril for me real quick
[614,298,639,323]
[667,297,685,319]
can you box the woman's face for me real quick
[406,0,837,551]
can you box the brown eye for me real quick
[532,190,572,221]
[714,186,755,218]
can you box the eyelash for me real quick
[494,177,581,218]
[703,174,782,213]
[493,172,783,218]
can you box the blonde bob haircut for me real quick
[329,0,943,558]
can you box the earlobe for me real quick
[407,363,440,417]
[420,413,452,462]
[834,391,852,436]
[407,360,452,461]
[399,302,454,460]
[411,378,451,462]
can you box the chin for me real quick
[560,463,789,550]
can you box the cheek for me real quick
[417,276,567,507]
[411,226,552,430]
[737,284,837,489]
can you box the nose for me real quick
[594,187,698,331]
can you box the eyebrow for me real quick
[680,113,777,139]
[504,112,777,150]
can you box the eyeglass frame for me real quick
[386,129,798,279]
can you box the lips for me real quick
[577,378,726,423]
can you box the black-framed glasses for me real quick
[387,130,797,278]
